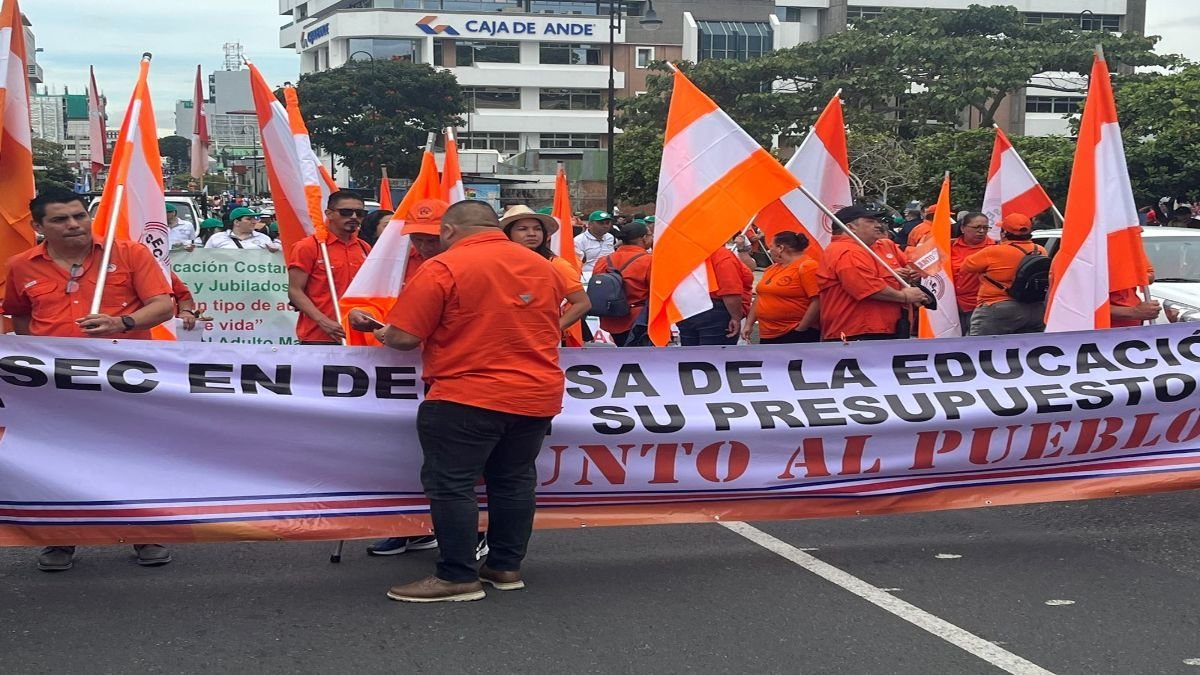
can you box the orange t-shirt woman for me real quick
[743,231,821,344]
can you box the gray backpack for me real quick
[586,253,647,317]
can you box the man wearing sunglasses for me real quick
[2,186,176,572]
[287,190,372,344]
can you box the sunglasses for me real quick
[335,208,369,219]
[65,263,84,294]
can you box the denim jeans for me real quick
[969,300,1046,336]
[416,400,554,582]
[676,301,737,346]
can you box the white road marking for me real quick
[1044,600,1075,606]
[935,553,963,559]
[720,521,1056,675]
[1183,658,1200,666]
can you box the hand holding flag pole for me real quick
[89,184,125,315]
[794,182,937,310]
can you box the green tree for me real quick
[158,135,190,175]
[295,60,465,182]
[1112,64,1200,205]
[33,139,76,191]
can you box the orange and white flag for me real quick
[339,149,442,344]
[189,65,209,180]
[982,126,1054,241]
[441,128,466,203]
[91,54,173,340]
[0,0,35,303]
[248,62,336,258]
[648,68,801,346]
[550,162,583,347]
[87,66,107,178]
[1045,53,1149,333]
[914,173,960,338]
[378,167,394,211]
[754,92,849,251]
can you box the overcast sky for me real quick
[24,0,1195,138]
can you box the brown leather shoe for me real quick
[479,566,525,591]
[386,576,485,603]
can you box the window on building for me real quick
[539,133,602,149]
[456,40,520,66]
[348,38,422,63]
[441,0,522,11]
[540,43,602,65]
[462,87,522,110]
[433,39,445,66]
[540,88,604,111]
[461,132,521,154]
[845,6,883,23]
[635,46,654,69]
[296,2,308,20]
[696,21,773,62]
[775,7,805,23]
[527,1,604,15]
[1025,96,1082,114]
[1023,12,1121,32]
[346,0,373,8]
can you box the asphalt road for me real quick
[1,491,1198,674]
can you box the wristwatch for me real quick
[121,315,136,332]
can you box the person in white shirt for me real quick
[205,207,281,252]
[574,209,616,280]
[166,203,198,250]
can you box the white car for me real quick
[1033,227,1200,323]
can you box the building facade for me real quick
[276,0,1147,171]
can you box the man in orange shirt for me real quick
[960,213,1047,336]
[817,206,929,341]
[677,246,750,346]
[287,190,372,345]
[400,199,449,285]
[3,186,175,572]
[371,201,568,603]
[949,212,994,335]
[902,205,936,254]
[591,220,653,347]
[1110,288,1161,326]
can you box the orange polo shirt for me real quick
[817,235,903,340]
[904,221,933,257]
[387,230,567,417]
[711,247,746,300]
[960,240,1046,307]
[873,237,909,270]
[755,257,819,339]
[404,246,425,284]
[289,232,371,342]
[4,239,171,339]
[592,246,652,334]
[1110,288,1145,328]
[949,237,994,312]
[171,272,194,305]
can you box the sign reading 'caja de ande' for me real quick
[416,14,596,37]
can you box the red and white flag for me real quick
[339,149,442,344]
[914,173,961,338]
[0,0,35,304]
[248,62,336,257]
[982,126,1054,241]
[648,68,801,346]
[91,54,173,340]
[87,66,107,178]
[189,65,209,180]
[378,167,394,212]
[441,127,466,203]
[550,161,583,347]
[754,92,850,252]
[1045,53,1149,332]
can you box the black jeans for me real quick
[677,301,738,346]
[416,400,554,582]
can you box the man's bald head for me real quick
[443,200,500,228]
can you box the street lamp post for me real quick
[240,124,260,196]
[606,0,661,214]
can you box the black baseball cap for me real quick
[834,205,885,223]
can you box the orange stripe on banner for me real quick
[4,470,1199,547]
[663,69,719,143]
[649,149,799,345]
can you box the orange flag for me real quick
[551,162,583,347]
[378,167,394,212]
[1045,53,1150,332]
[91,54,174,340]
[914,173,961,338]
[648,68,801,346]
[0,0,36,304]
[441,128,465,203]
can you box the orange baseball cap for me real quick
[401,199,450,236]
[1000,213,1032,235]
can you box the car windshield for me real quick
[1145,237,1200,282]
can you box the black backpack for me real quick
[986,243,1051,303]
[587,253,647,317]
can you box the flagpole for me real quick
[89,184,125,314]
[794,183,916,289]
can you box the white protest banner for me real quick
[172,249,297,344]
[1,324,1199,546]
